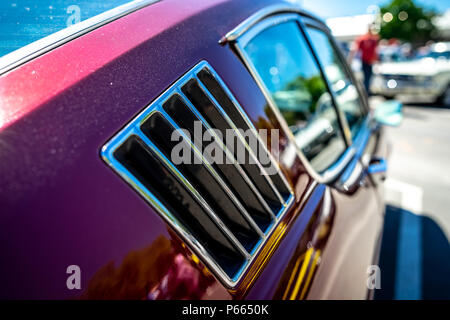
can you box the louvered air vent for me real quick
[101,61,294,287]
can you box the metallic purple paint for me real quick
[0,0,384,299]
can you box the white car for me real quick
[371,42,450,105]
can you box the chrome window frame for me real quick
[224,4,370,184]
[302,17,370,114]
[0,0,160,75]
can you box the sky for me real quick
[299,0,450,18]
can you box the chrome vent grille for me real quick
[101,61,294,286]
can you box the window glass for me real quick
[306,27,366,138]
[243,21,346,173]
[0,0,132,58]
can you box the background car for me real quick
[371,42,450,104]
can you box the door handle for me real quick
[367,157,387,175]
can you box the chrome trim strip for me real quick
[158,107,266,240]
[0,0,160,75]
[176,92,277,221]
[134,120,251,261]
[236,13,299,48]
[297,18,353,146]
[194,78,286,205]
[228,13,355,184]
[302,180,319,208]
[174,89,277,222]
[353,116,373,158]
[223,4,327,43]
[101,61,294,288]
[302,16,371,112]
[195,65,294,201]
[321,147,356,181]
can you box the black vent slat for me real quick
[140,113,260,252]
[181,79,283,211]
[197,68,250,132]
[102,61,294,286]
[114,135,245,278]
[163,95,272,231]
[197,68,292,202]
[266,171,291,203]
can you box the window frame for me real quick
[228,10,368,184]
[302,17,370,119]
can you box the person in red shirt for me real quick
[350,25,379,94]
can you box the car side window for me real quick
[243,21,346,173]
[306,27,366,138]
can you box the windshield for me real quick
[421,51,450,60]
[0,0,133,58]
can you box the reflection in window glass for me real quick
[306,28,366,138]
[244,21,346,173]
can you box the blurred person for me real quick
[349,24,379,94]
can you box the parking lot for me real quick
[375,100,450,299]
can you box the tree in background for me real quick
[379,0,437,46]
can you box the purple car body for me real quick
[0,0,387,299]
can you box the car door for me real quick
[228,11,385,299]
